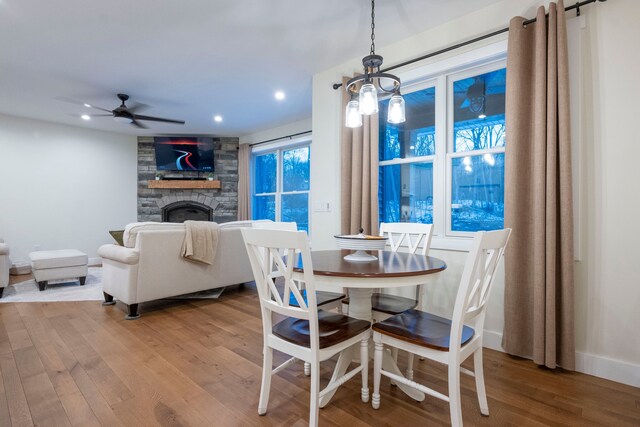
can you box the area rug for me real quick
[0,267,225,303]
[0,267,104,303]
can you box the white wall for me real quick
[311,0,640,387]
[239,118,312,145]
[574,0,640,386]
[0,113,137,264]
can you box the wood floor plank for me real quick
[0,353,34,427]
[0,282,639,427]
[0,308,34,427]
[80,321,216,426]
[15,303,101,427]
[46,313,135,407]
[67,363,124,427]
[81,303,257,426]
[7,304,71,426]
[0,360,12,426]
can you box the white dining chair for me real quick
[342,222,433,379]
[253,221,345,312]
[371,228,511,427]
[242,228,371,427]
[343,222,433,317]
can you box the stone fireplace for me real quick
[137,136,239,223]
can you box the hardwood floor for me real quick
[1,280,639,426]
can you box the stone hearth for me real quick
[137,136,238,223]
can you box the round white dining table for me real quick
[294,249,447,406]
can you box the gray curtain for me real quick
[340,76,379,236]
[237,143,251,221]
[503,0,575,370]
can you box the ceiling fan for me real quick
[83,93,185,129]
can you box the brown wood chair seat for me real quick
[273,310,371,349]
[342,293,418,315]
[289,290,346,308]
[372,309,474,351]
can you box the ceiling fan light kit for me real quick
[344,0,405,128]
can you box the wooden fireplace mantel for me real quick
[147,180,221,189]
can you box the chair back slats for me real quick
[264,300,311,319]
[379,223,434,255]
[451,229,511,348]
[242,228,318,327]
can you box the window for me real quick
[252,144,310,232]
[379,85,436,224]
[378,62,506,238]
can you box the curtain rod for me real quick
[332,0,606,90]
[248,130,312,147]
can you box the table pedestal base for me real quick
[319,287,425,407]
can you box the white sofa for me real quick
[0,238,10,298]
[98,220,267,319]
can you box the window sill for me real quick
[430,236,473,253]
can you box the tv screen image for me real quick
[154,137,214,172]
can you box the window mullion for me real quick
[276,148,282,221]
[433,74,447,238]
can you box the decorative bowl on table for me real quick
[334,232,387,262]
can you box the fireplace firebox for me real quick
[162,201,213,223]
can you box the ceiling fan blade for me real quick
[87,105,113,113]
[131,119,148,129]
[56,97,113,113]
[133,114,185,125]
[88,114,113,117]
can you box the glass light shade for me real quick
[358,83,379,115]
[345,100,363,128]
[387,94,406,124]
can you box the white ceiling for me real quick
[0,0,503,137]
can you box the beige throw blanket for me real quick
[181,221,220,265]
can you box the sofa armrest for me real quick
[0,243,8,256]
[98,244,139,265]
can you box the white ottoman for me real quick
[29,249,88,291]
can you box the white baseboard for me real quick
[575,351,640,388]
[88,257,102,267]
[482,329,640,388]
[482,329,504,352]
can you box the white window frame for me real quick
[384,40,508,251]
[379,78,438,225]
[445,61,507,238]
[251,136,311,232]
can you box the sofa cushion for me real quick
[219,219,272,229]
[109,230,125,246]
[29,249,88,270]
[123,222,185,248]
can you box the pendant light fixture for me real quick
[344,0,405,128]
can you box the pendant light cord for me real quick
[370,0,376,55]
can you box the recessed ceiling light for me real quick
[274,91,285,101]
[81,114,91,120]
[213,115,223,123]
[83,103,91,108]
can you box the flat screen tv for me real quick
[154,137,214,172]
